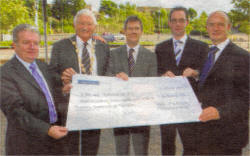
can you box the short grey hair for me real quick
[73,9,97,25]
[12,24,39,43]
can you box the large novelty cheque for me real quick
[66,74,202,131]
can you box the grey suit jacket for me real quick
[0,56,59,155]
[106,45,157,134]
[107,45,157,77]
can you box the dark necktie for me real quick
[174,40,183,65]
[199,46,219,86]
[81,42,91,74]
[128,48,135,76]
[29,63,57,123]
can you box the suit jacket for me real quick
[155,37,208,94]
[49,35,110,124]
[155,37,208,76]
[106,45,157,134]
[0,57,61,155]
[197,41,249,150]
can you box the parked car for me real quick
[102,33,115,42]
[114,34,125,41]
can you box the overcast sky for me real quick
[83,0,234,15]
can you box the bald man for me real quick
[195,11,249,155]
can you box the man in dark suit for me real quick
[0,24,68,155]
[196,11,249,155]
[155,6,208,155]
[49,9,110,155]
[106,16,157,155]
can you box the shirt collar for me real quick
[126,44,140,53]
[15,54,35,69]
[76,35,93,48]
[212,38,230,51]
[173,34,187,44]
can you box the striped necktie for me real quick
[81,42,91,74]
[174,40,183,65]
[128,48,135,76]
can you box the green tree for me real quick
[24,0,36,18]
[52,0,86,20]
[152,8,169,33]
[98,1,155,34]
[0,0,33,39]
[190,11,208,36]
[51,0,86,32]
[188,8,197,21]
[228,0,250,34]
[99,0,118,17]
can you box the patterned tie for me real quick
[174,40,183,65]
[81,42,91,74]
[128,48,135,76]
[29,63,57,123]
[199,46,219,86]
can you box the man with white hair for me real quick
[49,9,110,155]
[196,11,249,155]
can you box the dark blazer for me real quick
[106,45,157,134]
[155,36,209,155]
[49,35,110,123]
[50,35,110,84]
[0,57,61,155]
[196,41,249,151]
[155,37,208,76]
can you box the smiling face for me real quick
[124,21,143,47]
[74,14,96,42]
[206,12,231,45]
[168,10,188,39]
[13,30,40,63]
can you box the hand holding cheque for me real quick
[66,74,202,131]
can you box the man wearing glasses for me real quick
[155,6,208,155]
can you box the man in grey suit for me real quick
[49,9,110,155]
[0,24,68,155]
[107,16,157,155]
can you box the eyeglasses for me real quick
[126,27,141,32]
[170,18,187,24]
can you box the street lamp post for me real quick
[42,0,48,63]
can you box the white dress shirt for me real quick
[76,36,98,75]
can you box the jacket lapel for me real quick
[206,42,231,77]
[69,35,80,73]
[37,61,54,96]
[95,41,103,75]
[133,46,145,74]
[168,39,175,58]
[178,37,191,66]
[120,45,129,74]
[11,57,43,92]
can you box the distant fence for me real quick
[1,34,249,66]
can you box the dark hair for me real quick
[169,6,189,21]
[124,16,143,30]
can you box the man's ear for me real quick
[12,42,16,49]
